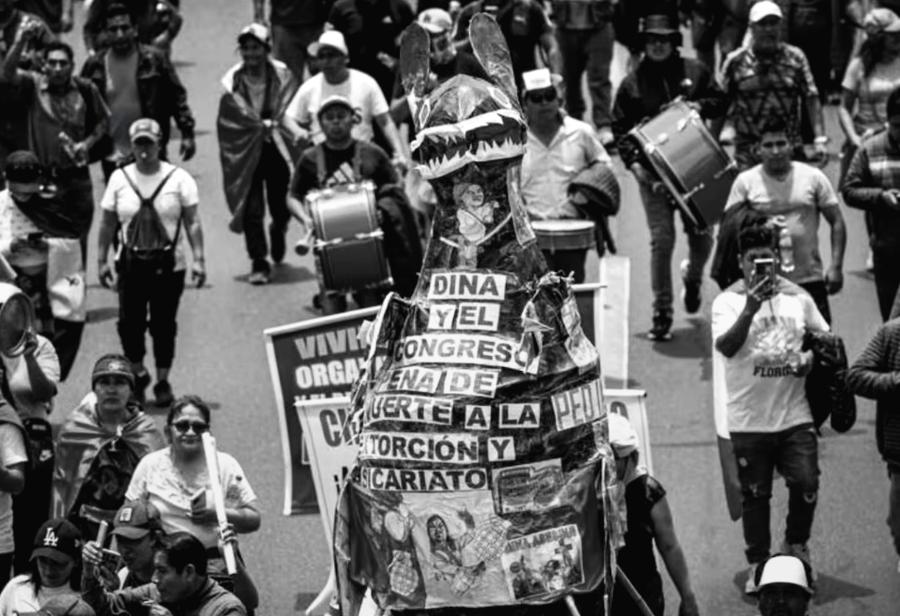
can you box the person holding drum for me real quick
[719,0,828,170]
[288,94,422,313]
[612,13,726,341]
[519,68,614,284]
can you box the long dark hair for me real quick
[860,32,887,77]
[29,554,82,595]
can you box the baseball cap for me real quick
[307,30,348,58]
[238,22,271,47]
[31,518,82,564]
[607,412,639,458]
[749,0,783,23]
[756,555,814,594]
[4,151,41,184]
[112,500,162,539]
[317,95,355,117]
[418,8,452,34]
[129,118,162,144]
[521,68,563,95]
[864,8,900,34]
[92,353,135,389]
[640,14,678,35]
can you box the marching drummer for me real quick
[612,13,727,341]
[287,94,422,313]
[519,68,615,284]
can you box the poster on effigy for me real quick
[500,524,584,601]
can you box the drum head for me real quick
[0,291,33,357]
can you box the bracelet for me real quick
[813,136,829,145]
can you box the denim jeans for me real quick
[557,22,614,128]
[731,424,820,564]
[638,179,713,315]
[243,141,291,267]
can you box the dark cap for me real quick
[4,151,42,184]
[111,500,162,539]
[640,14,679,35]
[31,518,82,564]
[92,354,135,390]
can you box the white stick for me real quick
[201,433,237,574]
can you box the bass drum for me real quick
[531,219,596,252]
[0,282,34,357]
[308,181,392,292]
[629,100,736,229]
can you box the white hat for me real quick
[749,0,783,23]
[307,30,348,58]
[238,22,271,47]
[522,68,555,93]
[418,8,453,34]
[607,413,639,458]
[757,555,814,595]
[864,8,900,34]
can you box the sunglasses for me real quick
[171,420,208,434]
[527,89,556,104]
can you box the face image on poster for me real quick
[500,524,584,601]
[401,490,514,608]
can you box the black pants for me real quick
[874,247,900,322]
[52,319,84,382]
[799,280,831,325]
[117,268,186,370]
[12,461,52,574]
[243,141,290,267]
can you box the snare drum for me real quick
[308,182,392,291]
[629,100,736,229]
[531,219,596,252]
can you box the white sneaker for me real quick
[744,563,759,595]
[597,126,615,148]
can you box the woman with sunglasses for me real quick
[123,396,260,608]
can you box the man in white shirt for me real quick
[712,219,828,594]
[283,30,408,167]
[519,68,613,283]
[724,118,846,323]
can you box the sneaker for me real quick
[153,380,174,407]
[647,311,673,341]
[744,563,759,595]
[269,223,287,264]
[720,124,736,145]
[681,259,702,314]
[597,126,615,148]
[866,250,874,273]
[248,270,270,285]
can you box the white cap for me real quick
[522,68,553,92]
[307,30,348,58]
[418,8,453,34]
[749,1,782,23]
[757,555,814,594]
[607,413,639,458]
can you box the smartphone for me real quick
[753,257,775,285]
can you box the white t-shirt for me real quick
[286,69,389,144]
[100,163,200,271]
[0,424,26,555]
[0,575,77,616]
[0,190,47,270]
[712,283,829,433]
[724,162,840,284]
[841,55,900,134]
[125,447,257,549]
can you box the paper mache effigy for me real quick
[332,15,617,615]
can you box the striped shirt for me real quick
[840,130,900,252]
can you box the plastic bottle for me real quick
[774,215,795,273]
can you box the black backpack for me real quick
[118,168,181,276]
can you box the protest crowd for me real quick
[0,0,896,615]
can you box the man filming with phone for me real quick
[712,219,829,594]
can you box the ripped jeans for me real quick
[731,424,820,564]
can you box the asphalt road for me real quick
[47,2,900,614]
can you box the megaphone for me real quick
[0,283,34,358]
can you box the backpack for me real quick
[117,168,181,276]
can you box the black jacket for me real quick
[80,44,195,151]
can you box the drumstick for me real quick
[201,433,237,575]
[96,520,109,547]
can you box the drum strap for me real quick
[439,213,512,249]
[315,142,363,187]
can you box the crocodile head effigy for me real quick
[333,14,616,615]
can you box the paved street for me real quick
[46,2,900,614]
